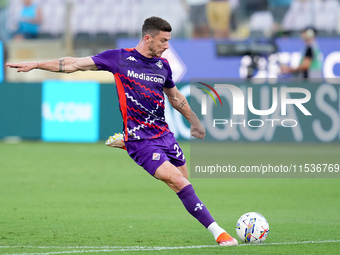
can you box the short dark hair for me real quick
[141,16,172,38]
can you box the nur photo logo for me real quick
[196,81,312,129]
[197,82,223,115]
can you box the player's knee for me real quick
[154,161,190,192]
[168,173,190,192]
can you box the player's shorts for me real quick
[125,132,186,176]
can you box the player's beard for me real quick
[148,42,162,58]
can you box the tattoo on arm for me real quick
[59,58,65,72]
[176,99,187,110]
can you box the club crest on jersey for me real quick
[126,56,137,62]
[156,60,163,69]
[152,153,161,160]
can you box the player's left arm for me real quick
[164,86,205,139]
[6,57,98,73]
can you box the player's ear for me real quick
[144,34,151,44]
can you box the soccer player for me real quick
[7,16,237,246]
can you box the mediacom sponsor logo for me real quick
[127,70,165,83]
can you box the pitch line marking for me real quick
[2,240,340,255]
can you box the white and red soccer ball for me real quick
[236,212,269,243]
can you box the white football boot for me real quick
[105,133,126,150]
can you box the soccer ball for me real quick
[236,212,269,243]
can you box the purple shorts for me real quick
[125,132,186,176]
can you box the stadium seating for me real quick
[282,0,339,35]
[248,11,274,37]
[314,0,339,36]
[7,0,187,39]
[6,0,340,41]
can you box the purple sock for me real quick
[177,184,215,228]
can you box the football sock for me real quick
[176,184,215,228]
[207,222,228,241]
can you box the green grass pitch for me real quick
[0,141,339,254]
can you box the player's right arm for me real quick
[6,57,98,73]
[164,86,205,139]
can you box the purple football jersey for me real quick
[92,48,176,141]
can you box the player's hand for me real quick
[191,121,205,139]
[6,62,38,72]
[280,65,291,74]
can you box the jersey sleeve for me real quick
[304,46,313,59]
[91,49,120,73]
[163,61,176,88]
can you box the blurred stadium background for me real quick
[0,0,340,142]
[1,1,340,254]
